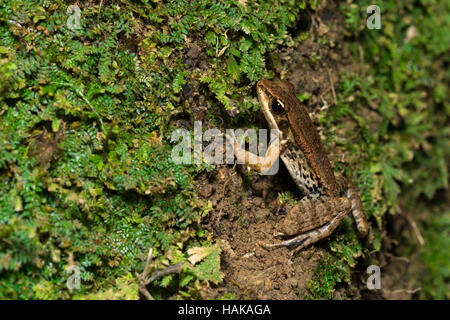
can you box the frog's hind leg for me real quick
[263,197,352,251]
[281,208,348,252]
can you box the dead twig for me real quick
[326,67,337,106]
[137,247,184,300]
[144,262,183,286]
[404,214,425,246]
[358,44,365,77]
[141,247,153,280]
[390,287,422,295]
[385,253,411,264]
[98,0,103,20]
[319,95,329,111]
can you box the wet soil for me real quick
[196,165,326,299]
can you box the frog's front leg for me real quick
[265,196,352,251]
[225,130,287,174]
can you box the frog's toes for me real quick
[258,240,284,250]
[282,234,313,251]
[274,231,286,238]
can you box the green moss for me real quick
[420,209,450,299]
[307,254,351,300]
[0,0,211,299]
[73,273,139,300]
[307,0,449,299]
[0,0,448,299]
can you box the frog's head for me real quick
[257,79,296,138]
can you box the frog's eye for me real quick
[271,99,286,114]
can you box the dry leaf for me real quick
[187,246,212,265]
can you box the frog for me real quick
[228,79,370,251]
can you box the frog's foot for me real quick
[262,208,349,252]
[260,233,312,251]
[294,209,349,251]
